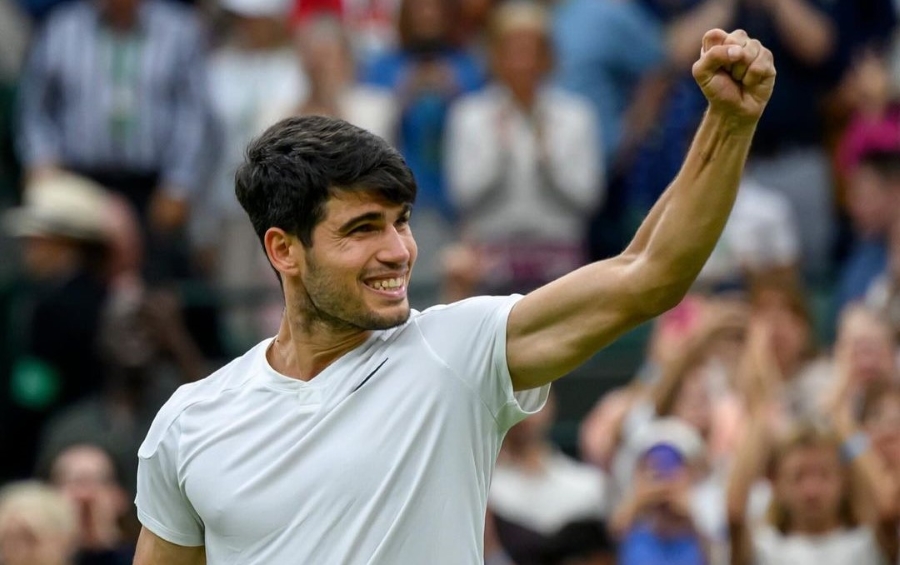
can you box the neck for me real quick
[267,311,370,381]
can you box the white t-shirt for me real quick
[753,524,887,565]
[135,296,549,564]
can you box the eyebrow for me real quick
[336,205,412,234]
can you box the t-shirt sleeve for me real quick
[135,411,205,547]
[415,295,550,431]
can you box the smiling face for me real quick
[291,190,417,333]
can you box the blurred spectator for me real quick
[490,394,610,565]
[579,296,710,471]
[0,173,114,479]
[615,0,734,239]
[16,0,218,282]
[280,14,397,141]
[552,0,664,170]
[47,445,133,564]
[836,147,900,313]
[611,419,708,565]
[726,332,899,565]
[859,381,900,486]
[745,275,831,421]
[445,0,602,293]
[35,286,205,497]
[864,216,900,339]
[696,179,800,290]
[828,304,898,404]
[361,0,484,288]
[0,481,77,565]
[292,0,399,65]
[0,0,30,83]
[205,0,304,345]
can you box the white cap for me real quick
[220,0,291,18]
[631,417,705,461]
[3,173,112,242]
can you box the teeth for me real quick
[371,277,403,290]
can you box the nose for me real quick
[376,225,414,267]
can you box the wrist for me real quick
[704,107,759,138]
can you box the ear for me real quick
[264,228,303,278]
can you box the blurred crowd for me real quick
[2,0,900,563]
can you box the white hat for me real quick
[3,173,112,242]
[220,0,291,18]
[631,417,705,462]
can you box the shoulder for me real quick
[413,295,522,325]
[138,342,265,457]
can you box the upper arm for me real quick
[506,253,661,390]
[134,527,205,565]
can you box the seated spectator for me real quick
[35,286,205,497]
[746,274,830,422]
[446,0,602,294]
[1,174,114,479]
[16,0,217,282]
[611,419,709,565]
[282,14,398,142]
[205,0,305,346]
[291,0,398,66]
[579,295,712,471]
[490,394,610,565]
[836,147,900,314]
[824,304,898,410]
[727,337,899,565]
[0,481,77,565]
[47,444,133,564]
[361,0,484,289]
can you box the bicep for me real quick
[134,527,206,565]
[506,254,655,390]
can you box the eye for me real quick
[396,214,411,228]
[349,224,378,235]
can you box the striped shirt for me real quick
[17,0,215,197]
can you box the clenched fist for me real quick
[692,29,776,128]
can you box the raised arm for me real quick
[726,321,779,565]
[134,527,205,565]
[507,29,776,390]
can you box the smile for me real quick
[363,276,407,298]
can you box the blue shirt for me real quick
[552,0,664,168]
[836,238,887,313]
[362,49,484,219]
[619,521,707,565]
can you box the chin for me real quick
[363,304,411,330]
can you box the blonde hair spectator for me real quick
[0,481,78,565]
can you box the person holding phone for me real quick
[610,418,709,565]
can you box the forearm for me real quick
[626,109,753,311]
[726,413,768,524]
[766,0,835,65]
[726,413,767,565]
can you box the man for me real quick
[16,0,216,281]
[133,28,775,564]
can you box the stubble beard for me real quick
[298,260,411,334]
